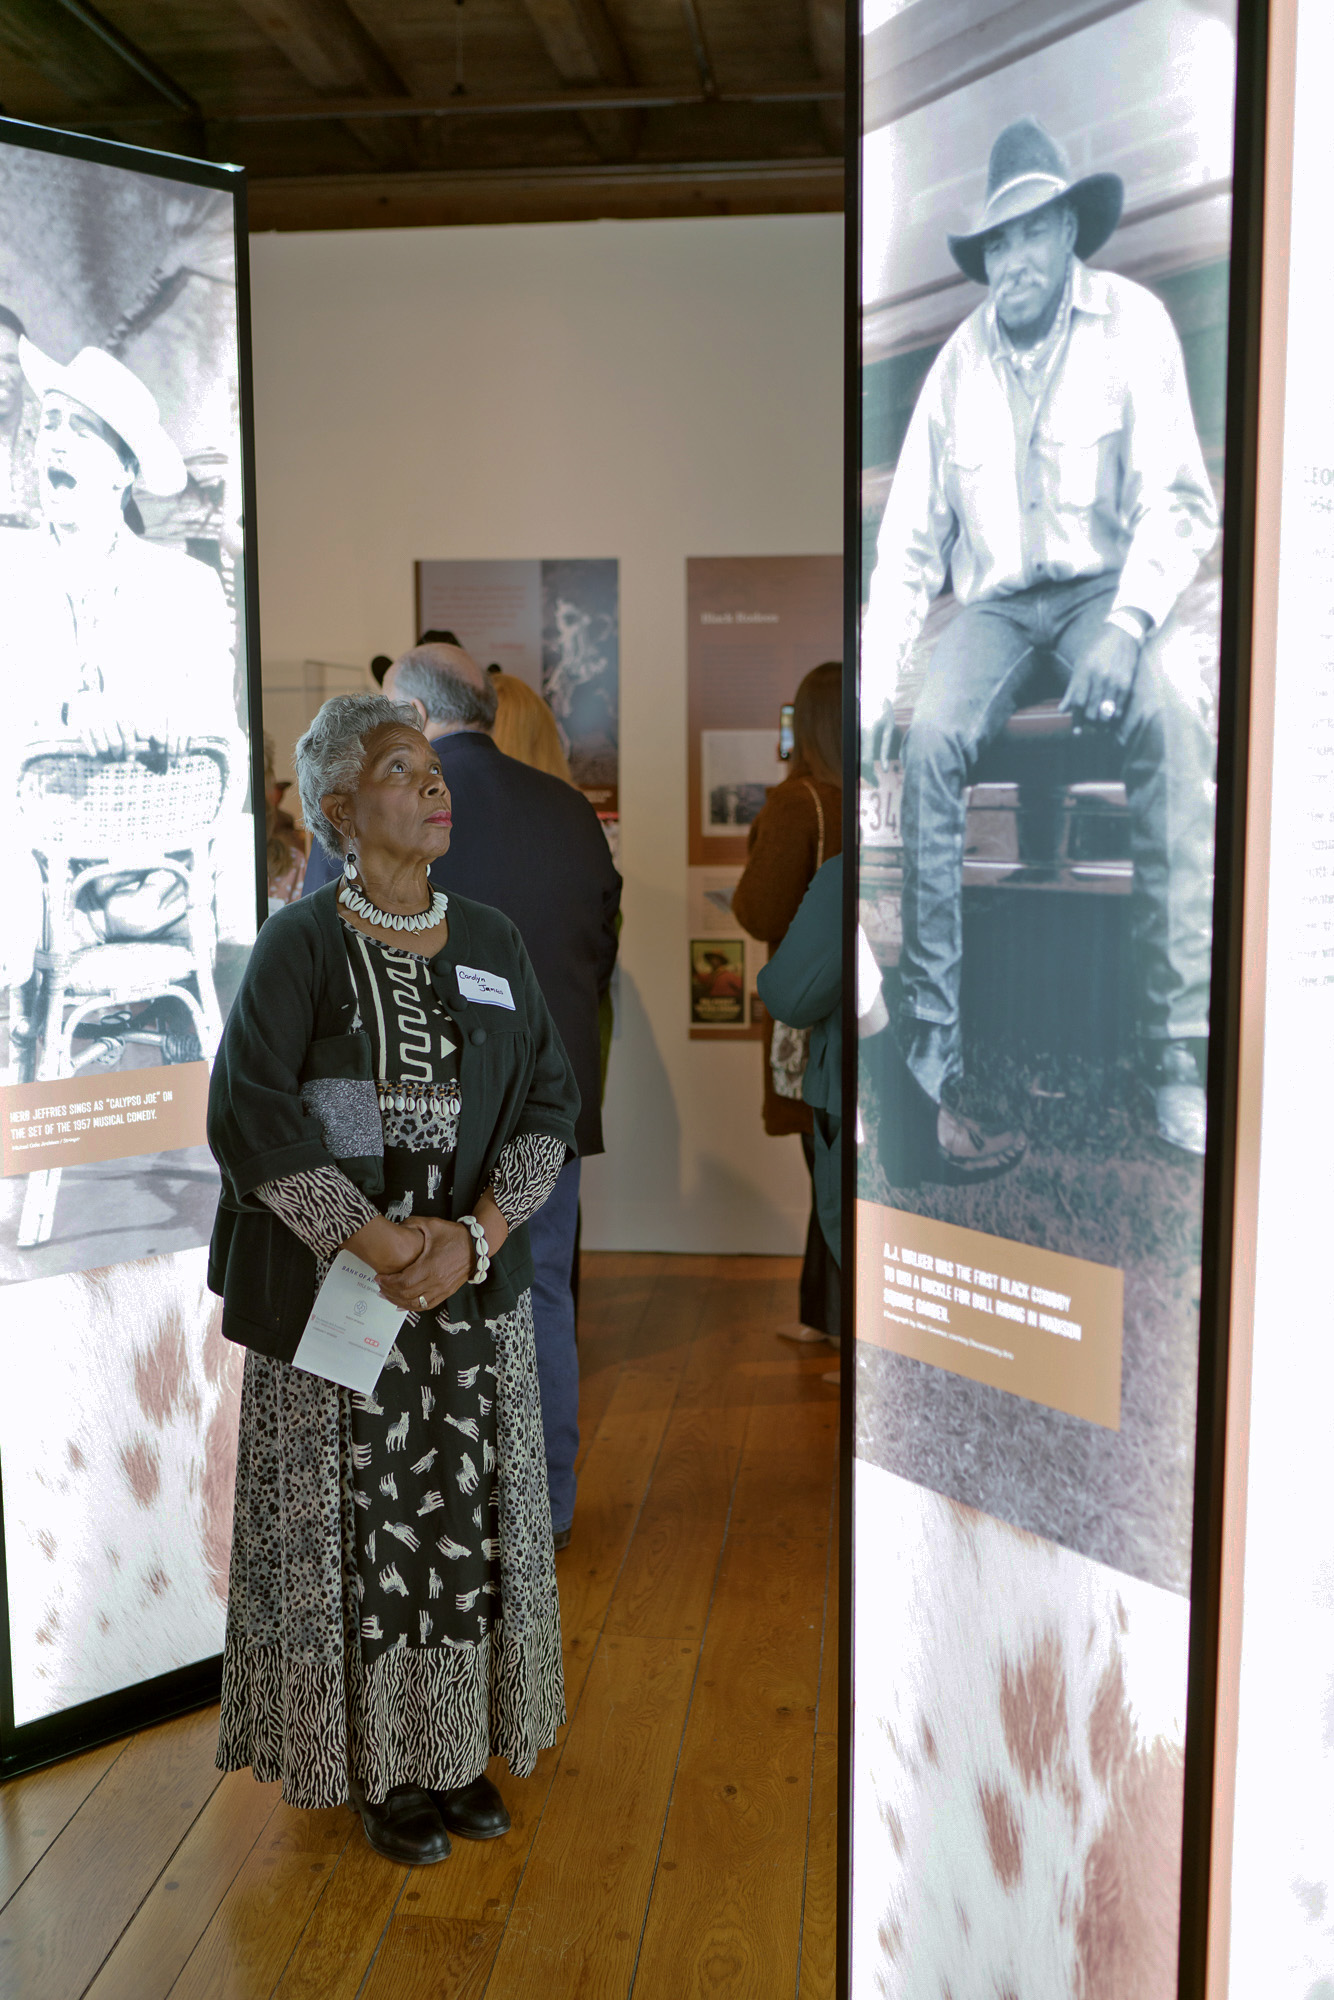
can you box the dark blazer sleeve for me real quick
[594,836,622,999]
[207,902,341,1200]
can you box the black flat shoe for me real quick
[552,1525,572,1552]
[349,1778,451,1865]
[431,1773,511,1841]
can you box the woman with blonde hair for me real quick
[490,673,574,785]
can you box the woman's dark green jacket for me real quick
[206,882,580,1363]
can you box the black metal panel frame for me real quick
[0,114,264,1784]
[837,5,863,1994]
[1176,2,1271,1987]
[838,6,1273,1993]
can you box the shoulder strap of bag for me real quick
[801,778,826,872]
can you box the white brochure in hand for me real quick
[291,1249,407,1394]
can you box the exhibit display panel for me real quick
[0,121,261,1771]
[848,2,1253,1991]
[1217,4,1334,1990]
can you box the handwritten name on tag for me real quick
[291,1250,407,1394]
[456,965,515,1010]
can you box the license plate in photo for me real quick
[859,763,903,850]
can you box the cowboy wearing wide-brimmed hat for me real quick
[862,115,1220,1165]
[945,116,1124,288]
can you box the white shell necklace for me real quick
[339,881,449,933]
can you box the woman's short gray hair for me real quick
[295,692,419,858]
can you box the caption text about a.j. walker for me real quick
[856,1201,1125,1430]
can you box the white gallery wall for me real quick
[248,213,844,1253]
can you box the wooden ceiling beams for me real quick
[520,0,642,160]
[50,0,200,114]
[0,0,847,229]
[0,0,206,155]
[805,0,843,151]
[61,80,844,129]
[247,152,843,230]
[232,0,416,167]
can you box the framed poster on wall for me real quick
[0,119,262,1775]
[847,2,1263,1993]
[686,554,842,1039]
[414,557,619,835]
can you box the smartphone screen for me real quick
[778,703,795,761]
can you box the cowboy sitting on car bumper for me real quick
[862,116,1219,1170]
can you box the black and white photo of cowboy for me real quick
[862,115,1219,1176]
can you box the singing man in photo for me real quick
[862,117,1219,1171]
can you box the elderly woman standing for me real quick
[208,694,578,1866]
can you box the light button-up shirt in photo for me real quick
[862,260,1219,716]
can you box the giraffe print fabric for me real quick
[350,1314,500,1660]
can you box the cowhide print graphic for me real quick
[0,1246,243,1723]
[852,1463,1190,1999]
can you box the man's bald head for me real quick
[387,643,498,737]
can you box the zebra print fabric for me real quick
[257,1163,378,1262]
[491,1131,567,1229]
[257,1136,565,1259]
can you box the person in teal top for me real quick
[756,855,891,1277]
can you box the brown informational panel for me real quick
[686,555,841,1040]
[2,1064,210,1175]
[847,1,1256,1993]
[857,1203,1124,1431]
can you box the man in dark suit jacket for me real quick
[304,642,621,1546]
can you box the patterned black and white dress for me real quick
[217,928,567,1808]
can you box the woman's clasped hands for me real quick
[376,1216,478,1313]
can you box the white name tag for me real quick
[291,1249,407,1393]
[456,964,515,1009]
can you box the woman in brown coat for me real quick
[731,660,843,1347]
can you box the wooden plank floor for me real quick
[0,1253,839,2000]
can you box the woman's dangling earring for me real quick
[343,846,359,883]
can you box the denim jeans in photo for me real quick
[898,572,1215,1103]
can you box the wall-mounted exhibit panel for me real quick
[686,554,843,1039]
[849,1,1248,1991]
[0,120,261,1770]
[415,557,619,832]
